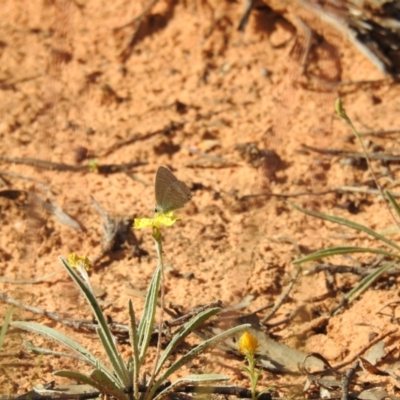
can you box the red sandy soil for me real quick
[1,0,400,397]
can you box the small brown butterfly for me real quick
[155,166,192,212]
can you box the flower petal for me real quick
[154,212,181,227]
[67,253,91,271]
[238,332,259,355]
[134,218,155,229]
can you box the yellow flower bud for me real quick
[68,253,91,271]
[238,332,259,356]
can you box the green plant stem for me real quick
[128,300,140,400]
[246,354,258,400]
[145,226,165,399]
[335,97,399,229]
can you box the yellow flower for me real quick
[68,253,91,271]
[134,211,181,230]
[67,253,93,291]
[238,332,259,356]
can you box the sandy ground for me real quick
[1,0,400,397]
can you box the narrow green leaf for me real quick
[290,202,400,252]
[385,190,400,220]
[90,369,129,400]
[138,265,161,364]
[95,327,130,387]
[294,246,400,264]
[11,321,106,370]
[54,370,103,392]
[23,340,87,361]
[174,374,230,383]
[345,260,396,305]
[153,374,230,400]
[154,307,221,377]
[241,366,251,374]
[55,370,128,400]
[59,257,129,386]
[0,306,13,352]
[258,386,275,397]
[149,323,250,400]
[128,300,139,399]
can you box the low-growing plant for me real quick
[292,99,400,311]
[11,167,250,399]
[238,331,273,400]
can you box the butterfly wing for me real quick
[162,180,192,212]
[155,166,192,212]
[155,166,177,211]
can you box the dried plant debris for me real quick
[8,382,273,400]
[0,188,82,231]
[236,143,286,181]
[27,190,82,231]
[241,0,400,75]
[91,197,147,266]
[251,328,328,372]
[299,356,400,400]
[0,155,146,174]
[8,383,99,400]
[357,387,399,400]
[300,0,400,75]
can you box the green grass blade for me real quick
[11,321,109,371]
[90,369,129,400]
[153,374,230,400]
[345,260,396,305]
[0,306,13,353]
[128,300,139,399]
[95,327,130,387]
[23,340,88,361]
[138,265,161,365]
[385,190,400,220]
[55,370,127,400]
[148,323,250,400]
[154,307,222,377]
[290,202,400,252]
[294,246,400,264]
[174,374,230,383]
[54,370,104,393]
[59,257,129,386]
